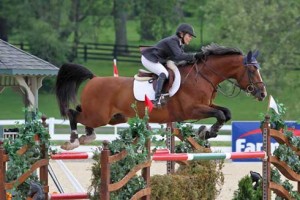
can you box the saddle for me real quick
[134,69,174,94]
[134,60,187,95]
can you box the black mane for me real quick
[201,43,243,56]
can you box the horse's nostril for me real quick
[261,93,266,98]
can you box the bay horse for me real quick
[55,44,267,150]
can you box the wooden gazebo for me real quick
[0,39,59,115]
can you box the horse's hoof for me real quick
[60,139,80,150]
[197,125,208,140]
[208,132,218,138]
[204,140,211,148]
[79,132,96,144]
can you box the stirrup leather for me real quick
[152,94,169,108]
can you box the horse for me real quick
[55,44,267,150]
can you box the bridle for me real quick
[238,64,265,96]
[189,57,265,98]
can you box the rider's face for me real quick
[183,33,193,45]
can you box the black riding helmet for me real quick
[176,23,196,38]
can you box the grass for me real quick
[1,18,298,124]
[0,58,271,121]
[3,52,298,126]
[0,85,270,121]
[210,141,231,147]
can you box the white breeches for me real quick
[141,56,169,78]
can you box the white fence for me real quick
[0,118,232,142]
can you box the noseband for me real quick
[240,64,265,95]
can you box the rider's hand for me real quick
[194,52,202,60]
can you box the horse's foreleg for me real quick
[211,104,231,122]
[60,109,80,150]
[192,105,227,140]
[208,121,224,138]
[198,119,225,140]
[202,104,231,139]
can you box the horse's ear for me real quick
[253,50,260,58]
[247,51,253,63]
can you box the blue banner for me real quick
[231,121,300,162]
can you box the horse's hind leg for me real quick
[60,109,80,150]
[79,126,96,144]
[78,113,127,144]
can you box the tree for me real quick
[67,0,113,61]
[136,0,181,41]
[112,0,134,55]
[203,0,300,117]
[0,0,23,41]
[181,0,209,45]
[0,0,113,64]
[203,1,300,81]
[0,0,8,41]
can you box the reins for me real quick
[197,59,242,97]
[181,62,197,84]
[204,61,244,97]
[191,58,264,98]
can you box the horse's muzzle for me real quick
[247,84,267,101]
[253,87,267,101]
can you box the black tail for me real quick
[55,63,94,117]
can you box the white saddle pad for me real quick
[133,61,181,101]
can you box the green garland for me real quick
[88,105,151,199]
[88,105,223,199]
[260,99,300,199]
[3,112,50,199]
[271,168,300,199]
[174,122,207,153]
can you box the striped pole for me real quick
[50,192,89,199]
[152,149,266,161]
[51,152,94,160]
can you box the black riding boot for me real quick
[153,73,167,108]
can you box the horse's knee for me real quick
[225,111,231,122]
[222,108,231,122]
[215,110,226,123]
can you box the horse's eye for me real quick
[249,65,257,73]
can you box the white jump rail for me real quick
[0,118,231,142]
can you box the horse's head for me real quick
[239,50,267,101]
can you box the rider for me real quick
[141,23,202,107]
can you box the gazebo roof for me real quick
[0,39,59,76]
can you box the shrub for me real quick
[150,148,224,200]
[233,175,262,200]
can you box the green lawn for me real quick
[3,15,298,121]
[0,59,297,121]
[0,83,269,122]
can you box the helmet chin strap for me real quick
[181,33,186,44]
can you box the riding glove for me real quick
[194,52,203,60]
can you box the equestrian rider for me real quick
[141,23,202,107]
